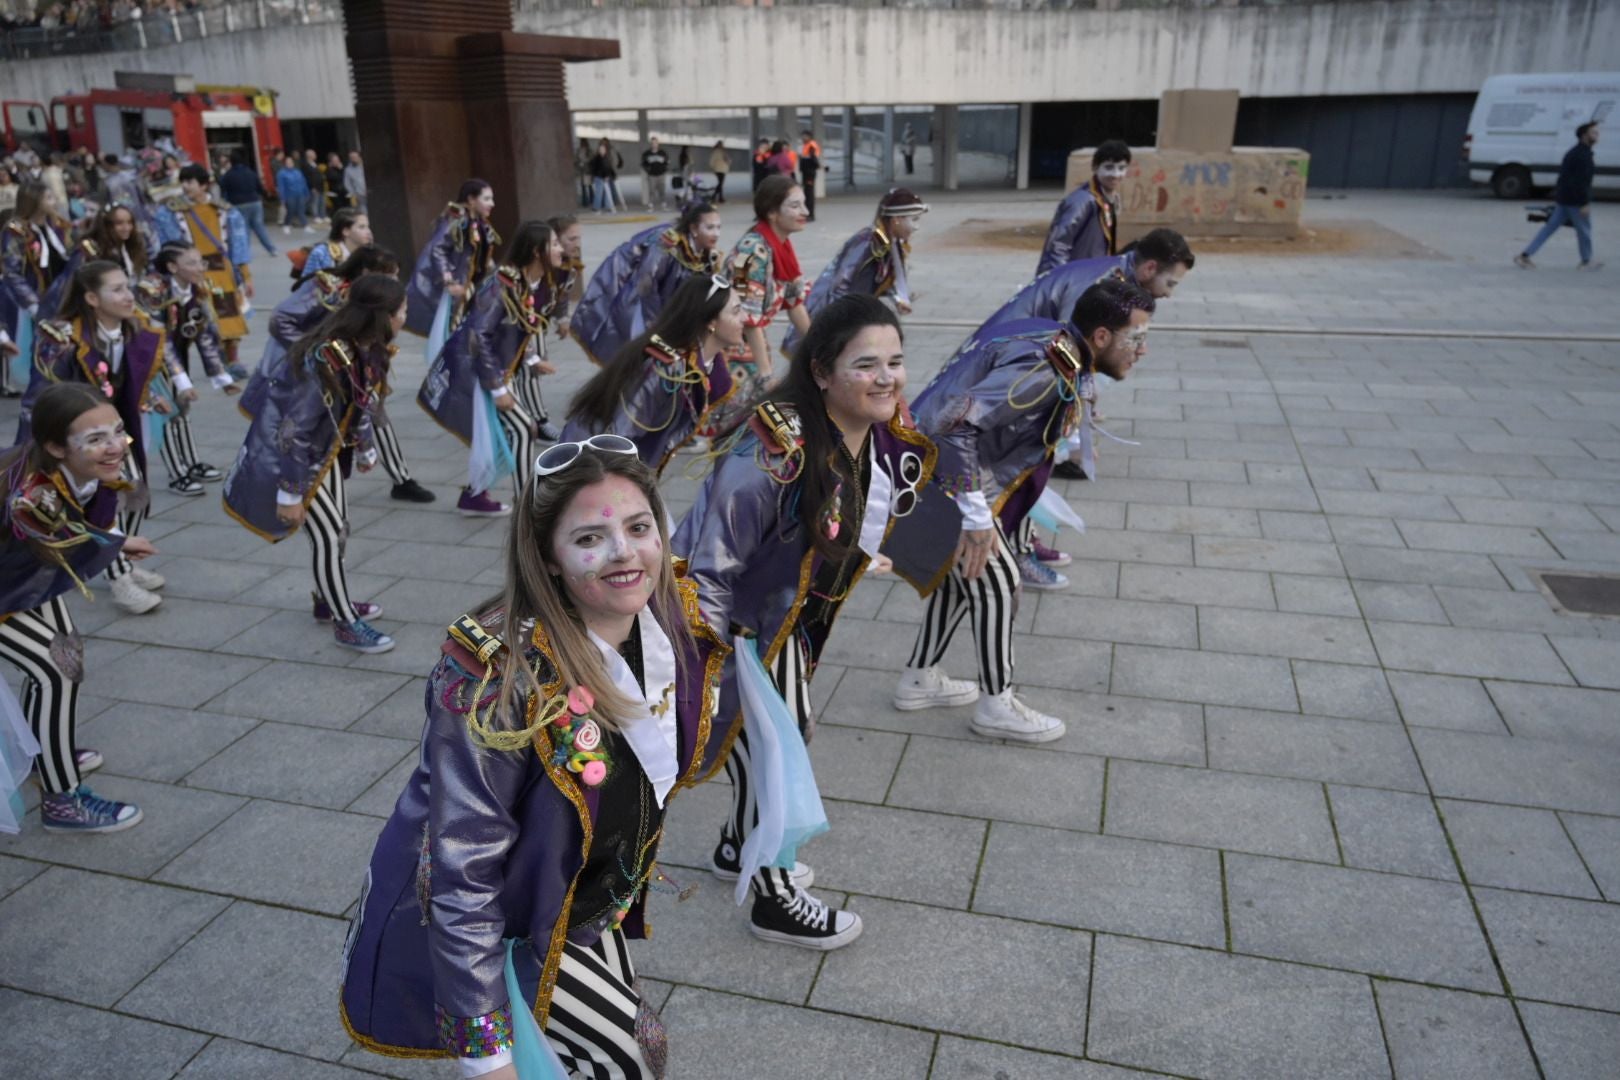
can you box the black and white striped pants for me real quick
[478,394,541,501]
[513,361,550,426]
[107,453,146,582]
[722,634,814,899]
[546,928,656,1079]
[159,407,199,482]
[907,525,1019,695]
[373,416,413,485]
[303,466,357,624]
[0,596,81,794]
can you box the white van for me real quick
[1464,72,1617,198]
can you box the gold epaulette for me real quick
[164,195,191,211]
[1048,334,1083,376]
[754,401,802,455]
[37,319,73,344]
[79,238,102,259]
[449,614,506,668]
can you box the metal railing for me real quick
[1,0,339,60]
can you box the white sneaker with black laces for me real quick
[971,688,1066,743]
[893,664,979,711]
[750,886,863,951]
[168,475,205,498]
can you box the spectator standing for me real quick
[799,129,822,222]
[343,150,368,214]
[218,151,278,256]
[274,153,311,234]
[324,152,350,216]
[752,138,771,189]
[1517,122,1602,271]
[766,139,795,178]
[709,140,730,204]
[588,140,618,214]
[299,149,325,224]
[641,136,670,211]
[574,136,593,207]
[901,122,918,175]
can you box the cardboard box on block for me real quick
[1157,89,1240,153]
[1066,146,1310,242]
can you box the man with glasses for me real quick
[885,277,1155,739]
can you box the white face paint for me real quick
[1097,162,1130,181]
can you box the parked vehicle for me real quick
[1464,72,1617,198]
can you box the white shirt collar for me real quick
[586,614,680,807]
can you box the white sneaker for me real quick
[282,225,291,235]
[971,688,1066,743]
[128,566,166,591]
[110,576,163,615]
[893,665,979,711]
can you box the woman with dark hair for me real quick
[571,200,723,367]
[2,180,71,395]
[223,274,407,655]
[21,259,169,615]
[340,440,728,1079]
[2,383,156,833]
[38,202,148,320]
[704,174,810,434]
[418,221,563,518]
[561,272,745,474]
[300,207,374,278]
[543,213,584,341]
[674,293,933,949]
[404,179,500,357]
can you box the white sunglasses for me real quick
[706,273,732,301]
[533,434,640,479]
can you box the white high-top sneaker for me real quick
[128,566,166,591]
[971,688,1065,743]
[893,665,980,711]
[110,576,162,615]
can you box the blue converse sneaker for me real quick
[1016,551,1070,591]
[41,785,143,833]
[312,595,384,622]
[334,618,395,654]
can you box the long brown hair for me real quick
[88,204,148,275]
[0,382,116,506]
[14,179,66,230]
[57,259,136,337]
[481,448,695,733]
[286,273,406,382]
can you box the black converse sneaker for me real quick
[711,833,814,889]
[750,886,863,951]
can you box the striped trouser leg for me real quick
[722,635,812,899]
[0,597,81,794]
[302,467,357,624]
[514,362,550,423]
[495,398,539,499]
[373,417,412,484]
[106,454,146,581]
[545,928,655,1079]
[908,526,1019,695]
[1015,516,1036,555]
[160,411,196,481]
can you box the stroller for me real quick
[677,173,720,211]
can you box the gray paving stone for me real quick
[1330,786,1459,881]
[1117,562,1275,609]
[1474,887,1620,1011]
[120,900,353,1058]
[0,866,229,1006]
[183,722,414,810]
[803,723,906,803]
[1413,727,1620,816]
[0,777,246,878]
[1105,760,1337,862]
[885,736,1102,831]
[1339,545,1508,589]
[1369,621,1573,683]
[1370,469,1509,497]
[1087,934,1388,1080]
[0,853,45,899]
[1328,514,1407,547]
[811,798,986,907]
[1189,481,1321,511]
[156,800,381,915]
[1128,456,1248,483]
[0,986,209,1080]
[1388,672,1506,733]
[1486,683,1620,753]
[1032,594,1199,648]
[248,564,398,611]
[86,645,269,708]
[1559,812,1620,900]
[216,608,384,665]
[346,753,416,819]
[77,701,260,783]
[1292,660,1399,721]
[1520,1001,1620,1080]
[1125,503,1261,537]
[1015,688,1206,766]
[205,661,410,729]
[1112,645,1298,711]
[1226,854,1498,991]
[1396,520,1559,558]
[1351,580,1450,623]
[1272,573,1361,617]
[629,881,827,1004]
[931,1037,1155,1080]
[1547,636,1620,690]
[1319,489,1461,521]
[1438,800,1600,899]
[1546,528,1620,562]
[352,540,504,584]
[348,679,426,739]
[1374,982,1539,1080]
[343,619,451,676]
[1004,633,1114,695]
[811,896,1090,1055]
[1068,527,1193,566]
[1199,607,1378,665]
[144,555,281,602]
[658,986,936,1080]
[975,823,1225,948]
[1206,707,1427,790]
[1449,495,1607,529]
[1259,510,1335,543]
[177,1039,383,1079]
[1194,536,1345,575]
[96,595,276,651]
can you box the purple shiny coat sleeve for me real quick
[1,227,39,313]
[1036,189,1100,276]
[672,439,782,641]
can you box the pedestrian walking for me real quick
[641,136,670,211]
[343,151,368,214]
[901,122,918,175]
[299,149,325,224]
[274,154,310,234]
[710,140,730,203]
[1517,122,1602,270]
[217,152,278,257]
[799,130,822,221]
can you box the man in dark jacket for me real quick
[1517,122,1601,270]
[218,151,278,256]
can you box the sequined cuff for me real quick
[435,1004,514,1057]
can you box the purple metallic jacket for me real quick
[417,267,546,447]
[405,204,500,336]
[782,224,909,355]
[557,338,735,476]
[338,585,728,1059]
[572,223,719,366]
[239,272,346,419]
[222,336,382,541]
[1036,180,1118,276]
[884,318,1087,594]
[983,252,1131,328]
[1,468,124,618]
[1,218,67,339]
[674,405,934,761]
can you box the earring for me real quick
[707,325,716,334]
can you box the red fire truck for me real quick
[3,72,283,186]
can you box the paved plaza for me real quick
[2,187,1618,1079]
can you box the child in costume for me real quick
[406,179,500,362]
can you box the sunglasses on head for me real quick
[706,273,732,301]
[533,433,640,480]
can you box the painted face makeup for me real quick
[60,405,128,483]
[819,324,907,431]
[549,474,665,631]
[1095,310,1150,381]
[695,213,723,250]
[776,191,810,232]
[1096,160,1130,194]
